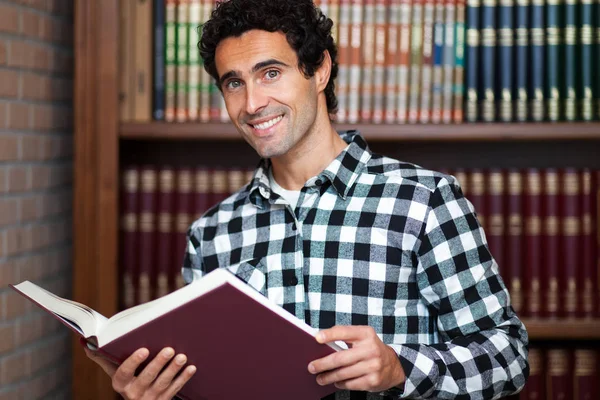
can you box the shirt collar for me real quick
[248,130,372,207]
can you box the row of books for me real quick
[120,0,600,125]
[510,346,599,399]
[119,165,600,321]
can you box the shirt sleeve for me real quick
[181,226,205,284]
[390,176,529,399]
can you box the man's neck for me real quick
[270,125,347,191]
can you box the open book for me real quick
[10,268,345,400]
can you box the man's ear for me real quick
[315,50,332,93]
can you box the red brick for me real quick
[0,324,15,354]
[5,226,33,257]
[0,351,30,385]
[0,261,17,287]
[21,10,40,39]
[0,69,19,98]
[31,224,50,249]
[8,103,30,130]
[15,315,43,347]
[0,5,19,34]
[30,165,50,190]
[19,134,40,161]
[14,256,42,281]
[0,40,6,66]
[8,40,32,69]
[0,102,7,128]
[0,136,19,162]
[7,166,30,193]
[0,198,18,227]
[19,195,38,221]
[21,72,48,102]
[0,385,20,400]
[0,168,6,194]
[1,290,32,320]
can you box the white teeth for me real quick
[253,115,283,130]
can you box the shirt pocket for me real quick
[226,258,267,296]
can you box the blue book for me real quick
[546,0,562,121]
[530,0,545,120]
[480,0,497,121]
[515,0,530,121]
[465,0,480,121]
[498,0,514,121]
[563,0,577,120]
[580,0,594,120]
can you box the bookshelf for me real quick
[74,1,600,399]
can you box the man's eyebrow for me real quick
[219,59,290,87]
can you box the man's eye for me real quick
[226,80,241,90]
[265,70,280,80]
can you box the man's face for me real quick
[215,30,320,159]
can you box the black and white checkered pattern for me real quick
[182,131,529,399]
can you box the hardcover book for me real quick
[10,268,343,400]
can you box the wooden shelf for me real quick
[120,121,600,141]
[523,319,600,340]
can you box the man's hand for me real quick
[307,326,405,392]
[84,346,196,400]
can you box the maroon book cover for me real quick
[227,167,247,196]
[520,347,544,399]
[156,167,175,298]
[467,169,487,231]
[596,170,600,318]
[194,166,211,221]
[574,349,598,400]
[506,170,523,314]
[560,168,580,318]
[139,166,158,304]
[485,170,506,285]
[211,167,230,206]
[120,165,139,310]
[523,169,542,318]
[546,349,571,400]
[581,170,597,318]
[10,269,342,400]
[542,169,561,318]
[174,168,194,289]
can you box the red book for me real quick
[520,347,545,399]
[524,169,542,318]
[194,166,211,220]
[211,167,230,205]
[10,269,343,400]
[560,168,580,318]
[174,168,194,290]
[485,169,505,279]
[119,166,139,310]
[542,169,561,318]
[546,349,572,400]
[156,167,176,298]
[139,166,158,304]
[581,169,597,318]
[467,169,487,231]
[506,170,523,314]
[574,349,598,399]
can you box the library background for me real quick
[2,0,600,398]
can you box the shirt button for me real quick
[315,179,323,186]
[288,276,299,286]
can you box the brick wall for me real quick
[0,0,73,398]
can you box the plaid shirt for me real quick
[182,131,529,399]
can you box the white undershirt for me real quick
[268,168,303,210]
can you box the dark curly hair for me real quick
[199,0,339,115]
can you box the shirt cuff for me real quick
[386,344,439,398]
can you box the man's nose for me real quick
[245,83,268,115]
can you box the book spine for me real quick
[187,0,201,121]
[465,0,479,122]
[506,170,523,314]
[156,167,175,298]
[120,166,139,309]
[199,0,212,122]
[529,0,545,121]
[520,347,545,399]
[486,170,505,277]
[581,170,596,317]
[546,0,562,121]
[227,168,247,196]
[419,0,435,123]
[524,169,542,318]
[336,0,351,123]
[211,168,230,205]
[371,0,387,123]
[514,0,529,121]
[119,0,134,121]
[194,167,211,220]
[597,1,600,119]
[175,168,194,289]
[165,0,177,122]
[560,168,580,318]
[134,0,153,122]
[573,349,598,399]
[153,0,166,120]
[330,0,340,45]
[139,166,158,303]
[442,0,456,123]
[431,0,445,123]
[452,0,466,122]
[546,349,572,399]
[408,0,423,123]
[468,169,487,230]
[385,0,400,123]
[580,0,594,121]
[563,0,577,121]
[498,0,513,122]
[176,0,190,122]
[480,0,496,122]
[543,169,561,318]
[361,0,375,122]
[397,0,413,123]
[347,0,363,124]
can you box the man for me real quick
[86,0,529,398]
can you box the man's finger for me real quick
[84,347,118,377]
[151,353,189,393]
[112,348,150,389]
[315,360,371,387]
[308,346,369,374]
[134,347,176,388]
[162,365,198,400]
[316,325,373,344]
